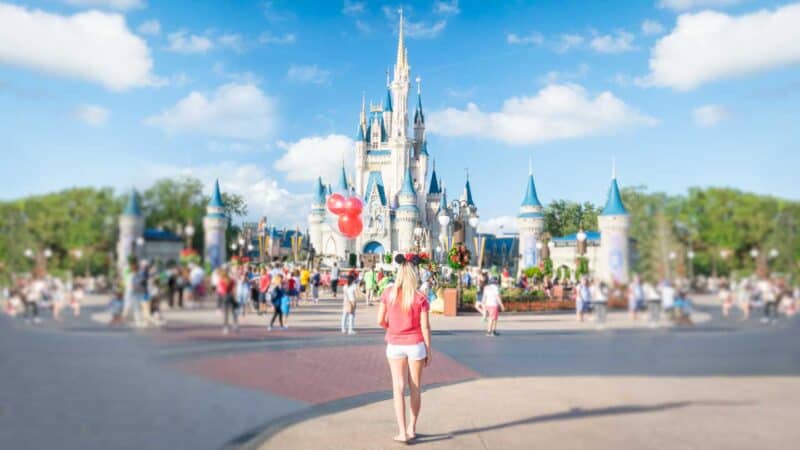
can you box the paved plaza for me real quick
[1,293,798,450]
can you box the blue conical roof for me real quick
[521,174,542,207]
[123,189,142,216]
[356,123,365,141]
[400,167,416,196]
[416,93,424,124]
[419,140,429,156]
[209,179,225,208]
[314,177,326,204]
[464,179,475,206]
[337,166,349,192]
[428,169,440,195]
[601,178,627,216]
[384,88,393,112]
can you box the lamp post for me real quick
[687,249,696,281]
[184,223,195,249]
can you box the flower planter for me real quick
[443,288,458,317]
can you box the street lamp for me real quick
[750,248,759,259]
[43,248,53,259]
[768,248,779,260]
[184,223,195,249]
[24,248,34,259]
[576,230,587,256]
[468,216,479,229]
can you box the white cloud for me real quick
[590,31,636,53]
[73,104,110,126]
[427,83,657,146]
[0,4,156,91]
[507,31,544,46]
[553,33,584,53]
[274,134,355,184]
[641,19,665,36]
[166,31,213,54]
[342,0,365,15]
[218,33,244,52]
[262,1,294,23]
[287,64,331,85]
[657,0,746,12]
[692,104,729,127]
[144,83,276,141]
[258,32,296,45]
[62,0,144,11]
[146,162,309,226]
[433,0,460,16]
[537,63,589,84]
[355,20,371,33]
[137,19,160,36]
[478,216,519,236]
[646,4,800,91]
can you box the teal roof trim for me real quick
[601,179,628,216]
[517,212,544,219]
[464,180,475,206]
[521,174,542,207]
[416,94,424,124]
[364,171,387,206]
[123,190,142,216]
[428,169,440,195]
[384,88,393,112]
[313,177,326,204]
[209,179,225,208]
[400,167,416,196]
[356,124,365,141]
[337,166,349,193]
[368,149,391,156]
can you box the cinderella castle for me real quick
[308,12,479,262]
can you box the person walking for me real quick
[364,267,377,306]
[376,254,431,444]
[258,266,271,315]
[218,270,238,334]
[576,277,591,322]
[628,274,645,321]
[481,276,505,336]
[300,266,310,302]
[122,259,142,327]
[330,262,340,299]
[268,274,286,331]
[310,267,321,304]
[341,274,358,335]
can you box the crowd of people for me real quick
[3,272,85,323]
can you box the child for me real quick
[287,272,299,308]
[481,277,505,336]
[108,287,124,326]
[341,274,358,335]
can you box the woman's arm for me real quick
[377,302,388,328]
[497,294,505,312]
[421,310,432,367]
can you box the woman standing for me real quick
[481,277,505,336]
[376,254,431,444]
[218,270,238,334]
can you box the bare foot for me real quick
[393,434,408,444]
[406,426,416,440]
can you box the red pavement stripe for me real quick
[175,345,479,404]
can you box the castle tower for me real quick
[391,9,410,141]
[460,174,479,258]
[202,179,228,270]
[355,97,367,194]
[383,85,393,138]
[117,189,144,272]
[308,177,326,255]
[396,166,419,252]
[516,165,545,273]
[597,164,630,283]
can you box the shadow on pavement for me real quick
[412,400,752,444]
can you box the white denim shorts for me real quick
[386,342,427,361]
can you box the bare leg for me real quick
[388,357,408,442]
[407,358,424,439]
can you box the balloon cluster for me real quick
[326,192,364,239]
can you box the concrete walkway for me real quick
[261,376,800,450]
[90,295,712,333]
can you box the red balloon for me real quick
[327,193,346,215]
[343,196,363,216]
[338,213,363,239]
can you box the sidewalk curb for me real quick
[228,378,479,450]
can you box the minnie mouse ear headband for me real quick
[394,253,421,266]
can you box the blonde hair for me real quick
[390,263,418,312]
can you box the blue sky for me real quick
[1,0,799,231]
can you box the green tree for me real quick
[543,200,600,237]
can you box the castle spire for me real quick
[396,8,405,71]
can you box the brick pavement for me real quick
[176,344,479,404]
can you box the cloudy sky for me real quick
[1,0,798,231]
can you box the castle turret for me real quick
[391,9,410,140]
[597,164,630,283]
[202,179,228,270]
[117,189,145,272]
[396,166,419,252]
[308,177,326,254]
[461,174,479,259]
[355,96,367,194]
[383,86,393,138]
[413,78,425,152]
[516,166,545,273]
